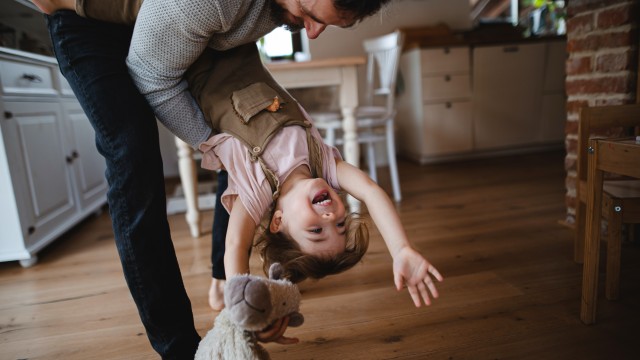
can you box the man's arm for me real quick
[126,0,227,147]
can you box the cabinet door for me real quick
[422,101,473,156]
[62,101,107,210]
[472,43,546,150]
[2,101,76,246]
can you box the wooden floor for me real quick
[2,150,639,360]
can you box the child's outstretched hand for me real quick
[393,247,443,307]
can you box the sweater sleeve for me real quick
[126,0,230,147]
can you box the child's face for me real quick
[271,178,347,258]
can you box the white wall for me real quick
[307,0,471,60]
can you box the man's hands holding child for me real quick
[393,247,443,307]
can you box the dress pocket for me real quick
[231,82,282,123]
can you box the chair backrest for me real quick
[577,104,640,182]
[362,30,404,115]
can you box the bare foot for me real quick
[209,278,225,311]
[30,0,75,14]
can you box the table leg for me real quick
[581,140,603,324]
[175,137,201,238]
[341,106,360,212]
[339,65,360,212]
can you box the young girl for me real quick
[187,43,443,310]
[33,0,443,311]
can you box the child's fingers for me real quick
[417,281,431,306]
[407,285,421,307]
[257,316,289,343]
[394,272,404,291]
[274,336,300,345]
[425,276,439,299]
[428,264,444,282]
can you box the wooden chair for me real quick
[312,31,404,202]
[575,104,640,300]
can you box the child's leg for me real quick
[31,0,74,14]
[209,278,226,311]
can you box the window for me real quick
[258,28,305,61]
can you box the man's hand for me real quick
[255,316,299,345]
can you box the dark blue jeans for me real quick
[46,10,208,359]
[212,171,229,280]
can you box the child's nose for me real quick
[322,212,336,221]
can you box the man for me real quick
[34,0,390,358]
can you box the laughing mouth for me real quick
[312,191,331,205]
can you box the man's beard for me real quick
[270,0,304,33]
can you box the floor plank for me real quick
[1,151,639,359]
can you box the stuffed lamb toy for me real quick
[195,263,304,360]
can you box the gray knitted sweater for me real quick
[127,0,280,147]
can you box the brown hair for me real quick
[255,212,369,283]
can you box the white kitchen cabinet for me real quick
[0,47,107,267]
[397,46,473,162]
[472,42,546,150]
[397,38,566,163]
[62,100,108,210]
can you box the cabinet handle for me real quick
[22,73,43,83]
[503,46,519,53]
[71,150,79,159]
[28,226,35,235]
[4,111,12,119]
[445,102,452,109]
[66,155,74,164]
[444,75,451,82]
[443,47,450,54]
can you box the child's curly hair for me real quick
[255,211,369,283]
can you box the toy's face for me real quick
[225,267,302,331]
[266,280,302,325]
[271,177,347,259]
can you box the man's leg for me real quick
[46,11,200,359]
[209,170,229,310]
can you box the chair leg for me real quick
[575,198,586,264]
[325,127,336,147]
[366,142,378,183]
[386,120,401,202]
[605,199,623,300]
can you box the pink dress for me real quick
[199,125,342,225]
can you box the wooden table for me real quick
[581,137,640,324]
[175,56,365,237]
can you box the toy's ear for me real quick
[269,262,285,280]
[288,312,304,327]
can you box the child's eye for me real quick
[337,221,346,228]
[309,228,322,234]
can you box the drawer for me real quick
[0,58,56,96]
[422,73,471,101]
[420,47,470,74]
[57,72,75,97]
[422,101,473,156]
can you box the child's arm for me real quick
[336,159,443,307]
[223,200,256,276]
[223,200,298,344]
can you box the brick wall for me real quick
[564,0,639,224]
